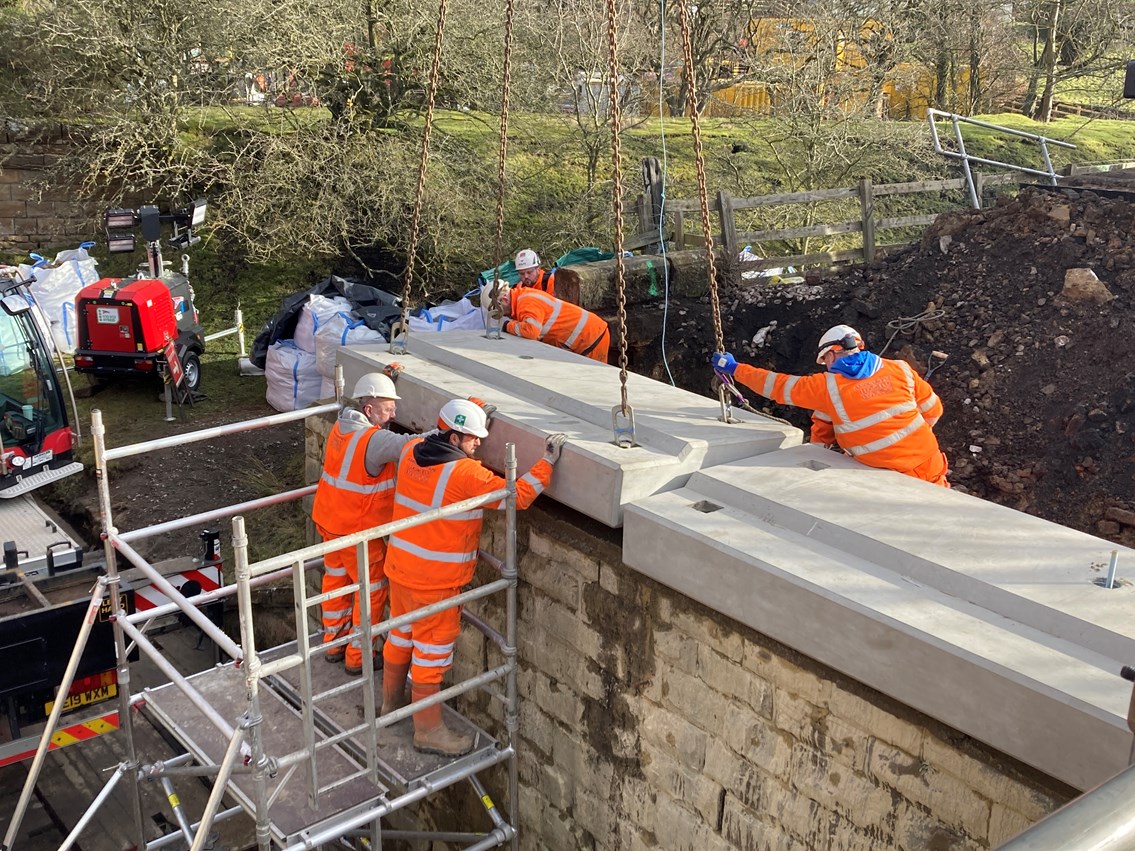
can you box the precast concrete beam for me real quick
[336,333,801,526]
[622,444,1135,791]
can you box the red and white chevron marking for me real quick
[134,565,223,611]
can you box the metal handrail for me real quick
[927,109,1076,208]
[996,762,1135,849]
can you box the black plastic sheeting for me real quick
[249,275,402,369]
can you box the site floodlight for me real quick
[105,208,137,229]
[106,231,137,253]
[139,206,162,242]
[189,198,207,227]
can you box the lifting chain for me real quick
[391,0,450,354]
[675,0,731,422]
[486,0,516,340]
[604,0,635,447]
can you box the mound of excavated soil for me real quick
[628,186,1135,547]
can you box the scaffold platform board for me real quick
[143,661,387,847]
[266,640,501,794]
[142,641,502,845]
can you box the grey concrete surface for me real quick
[338,333,801,526]
[622,444,1135,792]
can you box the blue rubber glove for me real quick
[710,352,738,375]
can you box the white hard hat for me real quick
[481,279,510,312]
[816,325,863,364]
[352,372,400,400]
[437,398,489,438]
[515,249,540,271]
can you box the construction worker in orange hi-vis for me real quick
[310,365,422,675]
[513,248,555,296]
[381,398,568,756]
[481,280,610,363]
[711,324,950,487]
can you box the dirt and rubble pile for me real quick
[638,186,1135,546]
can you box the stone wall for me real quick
[418,507,1073,851]
[0,127,98,254]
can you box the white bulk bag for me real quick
[314,311,385,379]
[294,294,352,353]
[265,340,322,412]
[408,296,485,333]
[20,243,99,354]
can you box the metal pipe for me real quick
[188,728,247,851]
[280,747,516,851]
[1106,550,1119,590]
[159,776,195,845]
[504,442,520,851]
[360,831,491,842]
[104,402,341,461]
[465,826,516,851]
[376,663,511,729]
[111,534,242,660]
[232,515,272,851]
[91,408,148,849]
[462,609,507,649]
[996,762,1135,850]
[249,488,509,576]
[469,774,506,831]
[119,486,316,542]
[120,620,236,740]
[57,761,128,851]
[369,579,510,643]
[2,576,110,851]
[126,562,312,625]
[144,806,243,851]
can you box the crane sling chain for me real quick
[485,0,516,341]
[390,0,449,354]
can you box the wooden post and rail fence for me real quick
[627,171,1020,282]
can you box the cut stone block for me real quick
[623,444,1135,791]
[337,332,801,527]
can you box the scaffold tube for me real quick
[57,762,128,851]
[119,619,237,740]
[111,534,242,660]
[104,403,341,461]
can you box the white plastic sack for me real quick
[19,243,99,354]
[408,297,485,333]
[314,311,385,379]
[319,375,336,400]
[294,294,352,353]
[265,340,322,412]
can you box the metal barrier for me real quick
[927,109,1077,208]
[3,370,524,851]
[203,306,247,358]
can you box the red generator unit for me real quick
[74,275,204,391]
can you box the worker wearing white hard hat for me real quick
[381,395,567,756]
[311,363,418,674]
[514,248,556,296]
[711,324,950,487]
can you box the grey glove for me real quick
[543,433,567,465]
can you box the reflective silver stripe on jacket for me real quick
[781,375,800,406]
[843,414,928,456]
[563,311,590,347]
[832,401,917,435]
[388,537,479,564]
[414,653,454,667]
[414,639,455,655]
[520,471,545,496]
[321,427,393,494]
[813,411,833,423]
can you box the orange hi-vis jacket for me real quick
[734,359,945,474]
[505,289,608,360]
[521,268,555,296]
[312,420,396,537]
[385,439,552,591]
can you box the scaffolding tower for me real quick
[3,393,523,851]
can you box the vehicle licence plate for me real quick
[96,307,120,324]
[45,683,117,715]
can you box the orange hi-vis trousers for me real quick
[317,525,389,668]
[381,582,460,685]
